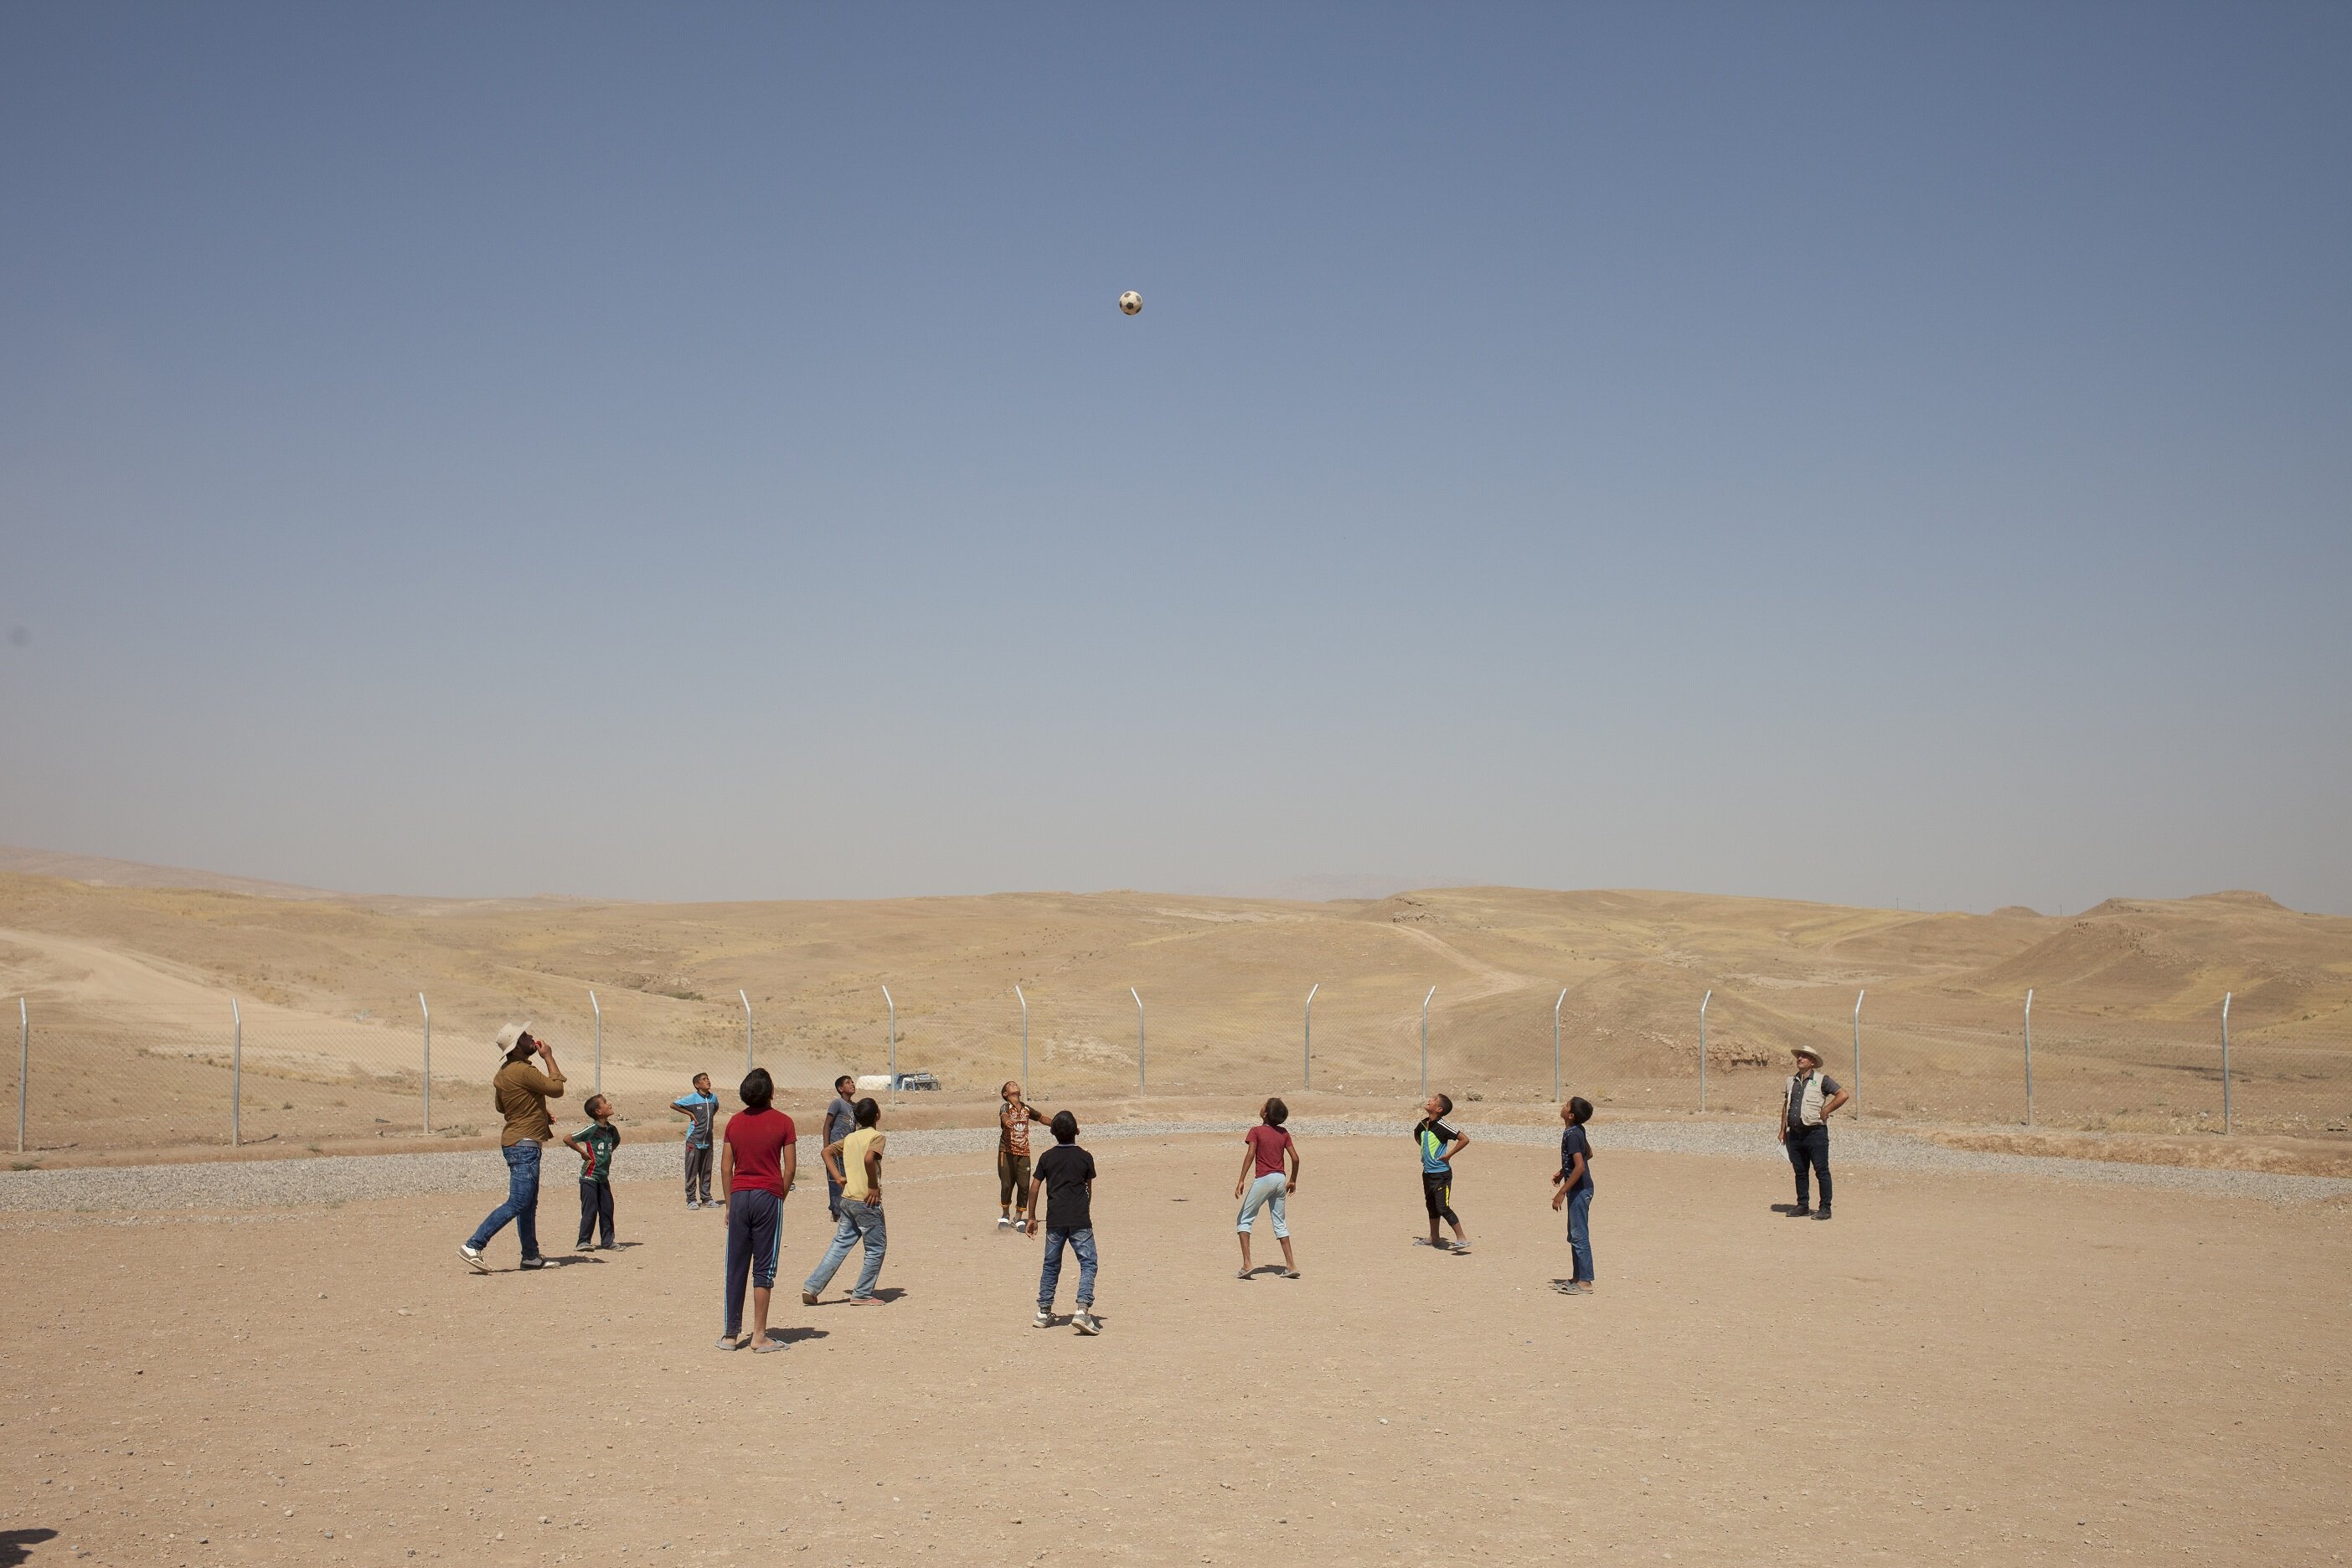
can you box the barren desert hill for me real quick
[1,862,2345,1094]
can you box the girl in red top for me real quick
[1232,1097,1301,1279]
[718,1068,797,1352]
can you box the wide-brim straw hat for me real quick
[1791,1044,1825,1064]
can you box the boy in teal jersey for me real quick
[672,1073,720,1208]
[1412,1092,1470,1253]
[567,1094,622,1251]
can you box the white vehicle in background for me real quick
[852,1072,939,1093]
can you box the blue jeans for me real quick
[1235,1172,1288,1239]
[724,1189,783,1338]
[805,1199,887,1298]
[1565,1185,1594,1283]
[467,1140,543,1258]
[1038,1226,1097,1309]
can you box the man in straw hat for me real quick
[461,1024,569,1271]
[1778,1044,1848,1220]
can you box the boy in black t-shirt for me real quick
[1026,1111,1101,1335]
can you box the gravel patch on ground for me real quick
[3,1117,2347,1215]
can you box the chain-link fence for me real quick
[8,981,2348,1160]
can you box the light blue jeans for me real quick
[805,1199,887,1299]
[1039,1226,1098,1309]
[1235,1171,1289,1239]
[467,1139,543,1259]
[1565,1185,1594,1283]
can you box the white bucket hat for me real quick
[495,1022,535,1056]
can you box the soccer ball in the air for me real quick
[1118,291,1142,316]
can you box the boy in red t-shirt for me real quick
[718,1068,797,1352]
[1232,1096,1301,1279]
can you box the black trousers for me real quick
[578,1179,616,1246]
[1787,1125,1832,1208]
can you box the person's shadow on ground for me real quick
[763,1327,828,1346]
[2,1528,59,1565]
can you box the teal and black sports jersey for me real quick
[1414,1117,1461,1174]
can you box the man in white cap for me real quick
[461,1024,568,1271]
[1778,1044,1847,1220]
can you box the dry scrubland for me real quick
[1,1135,2347,1567]
[1,853,2349,1163]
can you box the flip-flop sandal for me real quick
[1235,1269,1252,1280]
[1282,1270,1301,1279]
[753,1337,787,1353]
[714,1335,745,1351]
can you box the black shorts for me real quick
[1421,1170,1457,1221]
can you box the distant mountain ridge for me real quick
[0,845,344,900]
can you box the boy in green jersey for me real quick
[567,1094,622,1251]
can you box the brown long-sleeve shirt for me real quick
[493,1060,566,1146]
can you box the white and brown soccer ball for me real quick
[1117,291,1142,316]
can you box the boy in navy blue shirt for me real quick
[1550,1096,1596,1294]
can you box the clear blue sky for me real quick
[3,3,2347,911]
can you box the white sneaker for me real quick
[997,1216,1011,1230]
[459,1244,488,1273]
[1032,1308,1052,1328]
[1013,1218,1028,1233]
[1073,1312,1101,1336]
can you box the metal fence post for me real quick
[1850,988,1865,1117]
[1553,988,1566,1104]
[1132,988,1144,1094]
[2023,989,2034,1127]
[1015,985,1029,1088]
[590,990,602,1096]
[419,993,431,1136]
[16,996,25,1155]
[1304,984,1318,1091]
[740,990,753,1076]
[2220,992,2233,1135]
[230,997,242,1148]
[882,986,895,1101]
[1699,989,1712,1113]
[1420,986,1436,1097]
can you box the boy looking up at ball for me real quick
[566,1094,622,1251]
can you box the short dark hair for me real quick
[585,1093,609,1117]
[1433,1092,1453,1116]
[835,1075,856,1092]
[693,1072,710,1086]
[740,1067,774,1111]
[854,1096,881,1128]
[1050,1110,1079,1143]
[1566,1096,1593,1126]
[1261,1096,1289,1127]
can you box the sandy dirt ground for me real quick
[2,1135,2348,1568]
